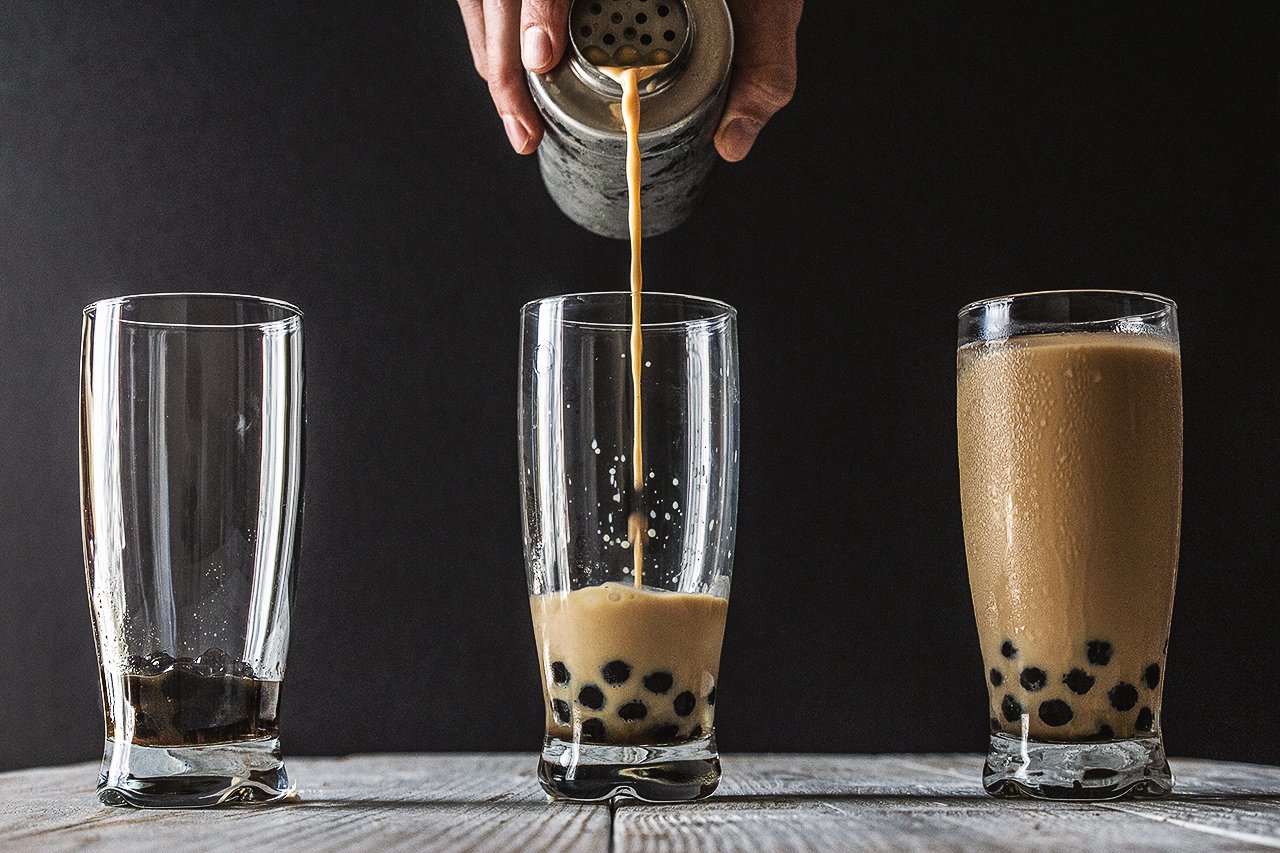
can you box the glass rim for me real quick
[83,292,303,330]
[521,290,737,330]
[957,289,1177,320]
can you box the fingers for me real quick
[483,0,543,153]
[716,0,803,162]
[520,0,572,74]
[457,0,488,77]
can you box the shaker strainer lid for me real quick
[569,0,691,68]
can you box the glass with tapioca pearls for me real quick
[957,290,1181,800]
[520,292,739,803]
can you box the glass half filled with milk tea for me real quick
[957,290,1182,800]
[519,292,739,802]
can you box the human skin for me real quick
[456,0,803,161]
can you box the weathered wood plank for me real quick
[612,754,1280,853]
[0,753,609,853]
[4,753,1280,852]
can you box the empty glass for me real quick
[520,292,739,802]
[80,293,304,807]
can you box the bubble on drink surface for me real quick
[672,477,679,486]
[647,529,656,538]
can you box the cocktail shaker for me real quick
[528,0,733,238]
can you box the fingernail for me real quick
[502,114,530,152]
[523,26,552,71]
[719,117,763,162]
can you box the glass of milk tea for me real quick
[519,292,739,802]
[957,290,1182,800]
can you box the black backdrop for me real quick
[1,2,1276,773]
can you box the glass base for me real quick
[983,732,1173,800]
[97,737,296,808]
[538,733,721,802]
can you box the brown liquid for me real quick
[958,332,1181,741]
[601,64,661,588]
[104,666,280,747]
[532,583,725,745]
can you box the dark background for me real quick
[1,2,1276,773]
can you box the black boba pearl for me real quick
[602,660,632,685]
[551,661,571,686]
[1062,668,1096,695]
[1091,724,1115,741]
[1108,682,1139,712]
[578,685,606,710]
[1037,699,1074,727]
[580,718,606,741]
[551,699,571,725]
[707,686,716,706]
[1143,663,1161,690]
[1000,694,1023,723]
[1135,707,1154,732]
[232,661,256,679]
[990,669,1003,687]
[1086,640,1114,666]
[1019,667,1048,692]
[990,717,1001,733]
[690,724,703,738]
[618,701,648,722]
[196,647,232,675]
[643,671,673,694]
[1000,640,1018,659]
[126,654,149,673]
[651,724,680,741]
[673,691,696,717]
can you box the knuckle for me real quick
[744,69,795,112]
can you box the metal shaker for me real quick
[528,0,733,238]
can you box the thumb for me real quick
[715,2,801,162]
[521,0,573,74]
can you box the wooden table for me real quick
[3,754,1280,851]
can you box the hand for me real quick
[457,0,802,161]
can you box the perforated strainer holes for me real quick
[569,0,689,67]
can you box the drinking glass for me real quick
[957,290,1181,799]
[80,293,304,807]
[520,291,739,802]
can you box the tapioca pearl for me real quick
[580,718,606,741]
[1142,663,1161,690]
[690,724,703,738]
[618,701,648,722]
[578,685,606,711]
[1135,707,1154,732]
[673,691,696,717]
[1108,682,1139,712]
[1037,699,1074,727]
[989,669,1003,687]
[706,686,716,706]
[643,671,673,694]
[990,717,1001,733]
[551,661,570,686]
[1000,694,1023,723]
[1090,724,1115,741]
[1087,640,1114,666]
[1062,668,1095,695]
[1000,640,1018,659]
[650,723,680,741]
[1019,667,1047,691]
[551,699,571,725]
[602,660,632,686]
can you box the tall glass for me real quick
[520,292,739,802]
[80,293,304,807]
[957,290,1181,800]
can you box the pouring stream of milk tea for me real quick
[600,63,663,587]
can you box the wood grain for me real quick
[3,754,1279,852]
